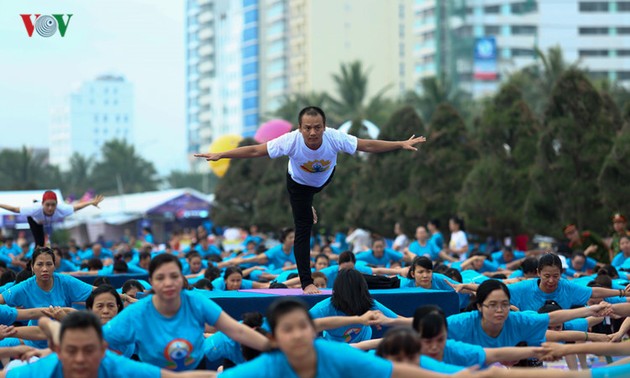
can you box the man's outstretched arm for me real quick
[356,135,426,153]
[194,143,269,161]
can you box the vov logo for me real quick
[20,14,73,37]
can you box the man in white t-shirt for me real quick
[0,190,104,246]
[195,106,426,294]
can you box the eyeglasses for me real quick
[481,303,511,312]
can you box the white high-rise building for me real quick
[414,0,630,98]
[186,0,416,171]
[49,74,133,171]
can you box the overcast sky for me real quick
[0,0,187,174]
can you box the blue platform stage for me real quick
[204,288,459,319]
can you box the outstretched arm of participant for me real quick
[73,194,104,212]
[547,303,611,326]
[314,311,387,332]
[541,340,630,360]
[356,135,426,154]
[0,204,20,213]
[545,330,610,343]
[214,312,271,352]
[484,346,544,365]
[194,143,269,161]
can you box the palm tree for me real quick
[91,140,160,195]
[0,146,57,190]
[63,153,94,197]
[404,77,470,125]
[269,92,330,127]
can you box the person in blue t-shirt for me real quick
[507,254,629,312]
[309,269,408,343]
[427,219,444,250]
[446,280,611,349]
[399,257,470,310]
[210,266,268,291]
[565,251,598,278]
[611,235,630,270]
[5,311,213,378]
[356,238,404,268]
[406,226,441,262]
[231,228,297,273]
[413,305,543,368]
[218,297,458,378]
[489,246,527,271]
[375,326,465,374]
[102,253,269,371]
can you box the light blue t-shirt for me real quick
[211,277,254,291]
[3,273,93,310]
[507,278,592,311]
[264,245,296,271]
[203,331,245,365]
[564,318,589,332]
[443,339,486,367]
[309,298,398,343]
[356,248,404,267]
[408,240,440,261]
[429,232,444,250]
[6,350,160,378]
[319,265,373,289]
[612,252,630,270]
[399,273,471,309]
[447,310,549,348]
[565,257,598,278]
[420,355,465,373]
[103,289,223,371]
[0,305,18,325]
[592,363,630,378]
[219,338,393,378]
[490,250,526,268]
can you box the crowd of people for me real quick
[0,106,629,377]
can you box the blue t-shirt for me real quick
[429,232,444,250]
[564,318,589,332]
[264,245,296,271]
[356,249,403,267]
[6,350,160,378]
[203,331,245,365]
[211,277,254,291]
[592,363,630,378]
[447,310,549,348]
[612,252,630,270]
[319,265,373,289]
[490,250,526,267]
[0,305,18,325]
[3,273,93,311]
[420,355,465,373]
[218,338,393,378]
[103,290,223,371]
[408,240,440,261]
[507,278,592,311]
[443,339,487,367]
[309,298,398,343]
[565,257,598,277]
[399,273,471,309]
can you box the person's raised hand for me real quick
[0,324,17,340]
[91,194,105,208]
[193,152,222,161]
[400,135,427,151]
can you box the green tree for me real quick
[598,104,630,212]
[91,140,160,195]
[345,106,428,236]
[404,77,470,124]
[166,170,218,193]
[459,83,538,234]
[328,61,394,128]
[62,153,94,197]
[270,92,331,126]
[0,146,60,190]
[525,70,614,233]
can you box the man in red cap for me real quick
[611,213,630,254]
[0,190,104,246]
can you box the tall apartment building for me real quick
[186,0,415,171]
[49,74,134,171]
[414,0,630,98]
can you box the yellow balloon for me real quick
[208,134,243,178]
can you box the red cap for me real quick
[613,213,627,223]
[42,190,58,203]
[563,224,577,234]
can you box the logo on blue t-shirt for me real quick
[342,327,362,343]
[164,339,194,370]
[300,159,331,173]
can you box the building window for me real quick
[618,71,630,80]
[579,27,609,35]
[588,71,609,80]
[243,26,258,41]
[267,2,284,19]
[243,44,258,58]
[579,49,609,57]
[617,49,630,56]
[244,9,258,24]
[484,25,500,35]
[244,79,258,92]
[103,115,108,122]
[243,62,258,76]
[484,5,500,14]
[511,25,537,35]
[618,1,630,10]
[94,115,99,123]
[512,48,535,57]
[511,1,538,14]
[579,1,609,12]
[618,27,630,34]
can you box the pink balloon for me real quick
[254,119,293,143]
